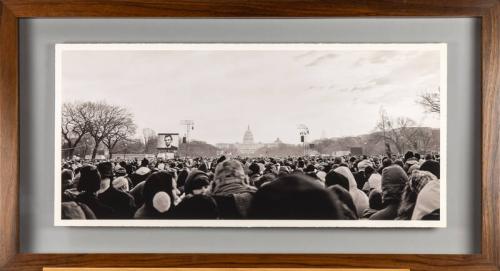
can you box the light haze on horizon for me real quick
[61,46,442,145]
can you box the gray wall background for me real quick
[19,18,481,254]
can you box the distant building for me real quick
[216,126,281,156]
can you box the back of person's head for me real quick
[364,165,375,177]
[394,159,404,168]
[61,169,73,182]
[114,167,127,177]
[325,170,350,191]
[97,161,114,180]
[382,157,392,168]
[214,159,246,183]
[77,165,101,193]
[334,156,343,164]
[198,163,208,172]
[305,164,316,173]
[112,176,129,192]
[141,158,149,167]
[368,189,383,210]
[249,174,343,219]
[184,169,210,195]
[414,153,421,160]
[328,185,357,219]
[119,161,127,168]
[419,160,440,179]
[177,169,189,188]
[143,171,175,214]
[254,173,277,188]
[297,160,305,169]
[381,165,408,203]
[424,153,433,160]
[404,151,414,162]
[248,162,261,175]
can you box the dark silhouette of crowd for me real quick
[61,151,440,221]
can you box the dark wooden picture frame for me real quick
[0,1,498,270]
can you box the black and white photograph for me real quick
[56,43,446,227]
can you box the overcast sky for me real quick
[61,45,442,145]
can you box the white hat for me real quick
[152,191,171,213]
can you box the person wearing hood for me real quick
[211,159,257,218]
[412,173,440,220]
[328,185,358,219]
[397,169,437,220]
[369,165,408,220]
[334,166,369,217]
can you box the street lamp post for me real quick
[124,143,128,159]
[180,120,194,158]
[84,139,90,160]
[297,124,310,156]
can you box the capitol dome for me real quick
[243,125,254,144]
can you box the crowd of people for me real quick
[61,151,440,221]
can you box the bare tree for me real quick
[102,117,137,159]
[61,102,92,158]
[397,117,419,151]
[418,89,440,114]
[87,102,136,160]
[375,109,418,155]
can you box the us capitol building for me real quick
[216,126,282,155]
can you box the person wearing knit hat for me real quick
[183,169,210,195]
[130,160,152,187]
[170,169,219,219]
[369,165,408,220]
[397,169,437,220]
[249,174,344,219]
[75,165,115,219]
[114,166,134,189]
[334,166,369,217]
[419,160,440,179]
[112,176,130,192]
[134,171,177,219]
[404,151,414,162]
